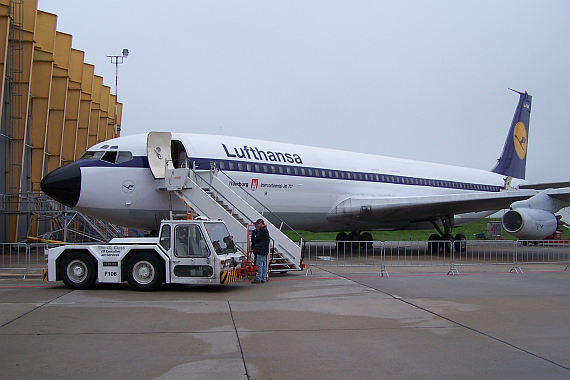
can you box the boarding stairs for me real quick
[147,131,303,272]
[167,167,303,272]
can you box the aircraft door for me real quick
[147,132,174,179]
[171,224,215,282]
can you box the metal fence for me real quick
[305,240,570,275]
[3,240,569,279]
[0,243,51,278]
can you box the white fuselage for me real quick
[73,133,519,232]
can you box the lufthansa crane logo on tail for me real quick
[513,121,527,160]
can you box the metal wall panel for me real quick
[1,0,124,242]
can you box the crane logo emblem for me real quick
[513,122,527,160]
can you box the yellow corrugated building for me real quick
[0,0,122,242]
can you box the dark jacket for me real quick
[251,226,270,256]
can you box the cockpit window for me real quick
[80,151,105,160]
[101,151,118,163]
[80,150,133,164]
[116,151,133,164]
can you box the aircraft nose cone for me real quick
[40,162,81,207]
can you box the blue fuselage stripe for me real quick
[75,156,502,192]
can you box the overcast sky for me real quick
[38,1,570,184]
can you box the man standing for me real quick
[251,218,270,283]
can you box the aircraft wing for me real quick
[542,187,570,203]
[327,189,542,226]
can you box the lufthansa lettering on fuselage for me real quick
[222,143,303,164]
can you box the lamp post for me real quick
[107,49,129,99]
[107,49,129,136]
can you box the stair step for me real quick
[176,173,302,271]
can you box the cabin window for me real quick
[229,162,234,170]
[308,169,313,176]
[255,164,260,172]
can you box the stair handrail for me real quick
[200,163,304,244]
[191,165,304,245]
[191,169,256,226]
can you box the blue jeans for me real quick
[255,254,267,282]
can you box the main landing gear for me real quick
[335,231,373,249]
[427,216,466,253]
[334,215,467,254]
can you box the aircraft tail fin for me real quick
[491,89,532,179]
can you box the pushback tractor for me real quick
[45,219,250,291]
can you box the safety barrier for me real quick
[305,240,570,276]
[0,243,53,279]
[3,240,569,279]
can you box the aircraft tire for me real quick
[361,232,373,249]
[336,232,350,251]
[61,251,97,290]
[125,252,163,291]
[454,233,467,253]
[441,233,454,254]
[348,231,361,250]
[427,234,440,253]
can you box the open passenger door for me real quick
[147,132,174,179]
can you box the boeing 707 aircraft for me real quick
[41,90,570,245]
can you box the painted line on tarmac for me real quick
[267,268,568,282]
[0,284,62,289]
[0,288,74,329]
[316,266,570,373]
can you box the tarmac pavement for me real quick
[1,264,570,379]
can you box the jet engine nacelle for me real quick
[502,208,558,240]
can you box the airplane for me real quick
[41,90,570,246]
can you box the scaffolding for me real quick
[1,192,132,243]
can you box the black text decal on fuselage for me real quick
[222,144,303,164]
